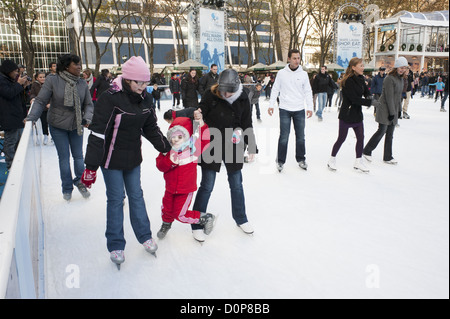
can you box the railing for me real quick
[0,120,45,299]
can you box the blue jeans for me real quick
[316,92,328,118]
[277,109,306,164]
[192,167,248,230]
[49,125,85,194]
[421,85,429,97]
[101,165,152,252]
[3,128,23,169]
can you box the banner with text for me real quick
[200,7,225,73]
[336,22,364,69]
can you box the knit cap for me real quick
[121,56,150,82]
[394,57,408,68]
[0,59,19,75]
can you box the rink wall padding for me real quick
[0,119,45,299]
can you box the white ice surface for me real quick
[41,95,449,299]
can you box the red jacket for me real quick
[156,117,210,194]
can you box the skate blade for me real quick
[354,167,369,173]
[327,165,336,172]
[115,263,121,270]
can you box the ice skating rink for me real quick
[42,95,449,299]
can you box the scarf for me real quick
[85,73,94,89]
[59,70,83,136]
[223,83,243,105]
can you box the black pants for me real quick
[363,123,395,161]
[172,93,180,106]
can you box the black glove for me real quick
[388,114,395,121]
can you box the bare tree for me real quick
[228,0,265,66]
[308,0,343,66]
[0,0,40,75]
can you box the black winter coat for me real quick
[181,77,199,108]
[339,75,372,123]
[84,82,171,171]
[90,75,111,100]
[0,72,27,131]
[198,88,257,172]
[312,72,334,94]
[198,71,219,96]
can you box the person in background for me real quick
[29,71,53,145]
[169,73,181,109]
[363,57,408,165]
[401,63,414,119]
[247,82,263,122]
[0,59,30,170]
[371,67,386,115]
[440,76,448,112]
[198,64,219,97]
[81,56,172,268]
[181,69,200,109]
[151,83,162,111]
[90,69,111,104]
[26,54,94,201]
[47,62,57,76]
[83,69,96,104]
[312,65,335,121]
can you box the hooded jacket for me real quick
[269,64,313,112]
[84,77,171,171]
[156,117,210,194]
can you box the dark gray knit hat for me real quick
[0,59,19,75]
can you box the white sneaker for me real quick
[238,222,254,235]
[192,229,206,243]
[363,154,372,162]
[327,156,337,171]
[354,158,370,173]
[384,158,398,165]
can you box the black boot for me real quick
[157,222,172,239]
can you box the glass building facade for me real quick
[1,0,273,72]
[0,0,70,72]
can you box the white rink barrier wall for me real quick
[0,120,45,298]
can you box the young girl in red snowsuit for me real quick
[156,116,214,240]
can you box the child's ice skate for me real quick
[199,212,216,235]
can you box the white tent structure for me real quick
[373,10,449,72]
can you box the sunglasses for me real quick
[132,80,150,87]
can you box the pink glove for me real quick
[81,169,97,188]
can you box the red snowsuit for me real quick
[156,117,210,224]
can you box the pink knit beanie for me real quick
[121,56,150,81]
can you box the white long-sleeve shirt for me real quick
[269,64,314,112]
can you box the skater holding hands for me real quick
[363,57,408,165]
[81,56,171,269]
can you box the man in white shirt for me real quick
[268,49,313,172]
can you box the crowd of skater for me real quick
[0,51,448,269]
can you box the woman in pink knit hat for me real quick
[82,56,172,269]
